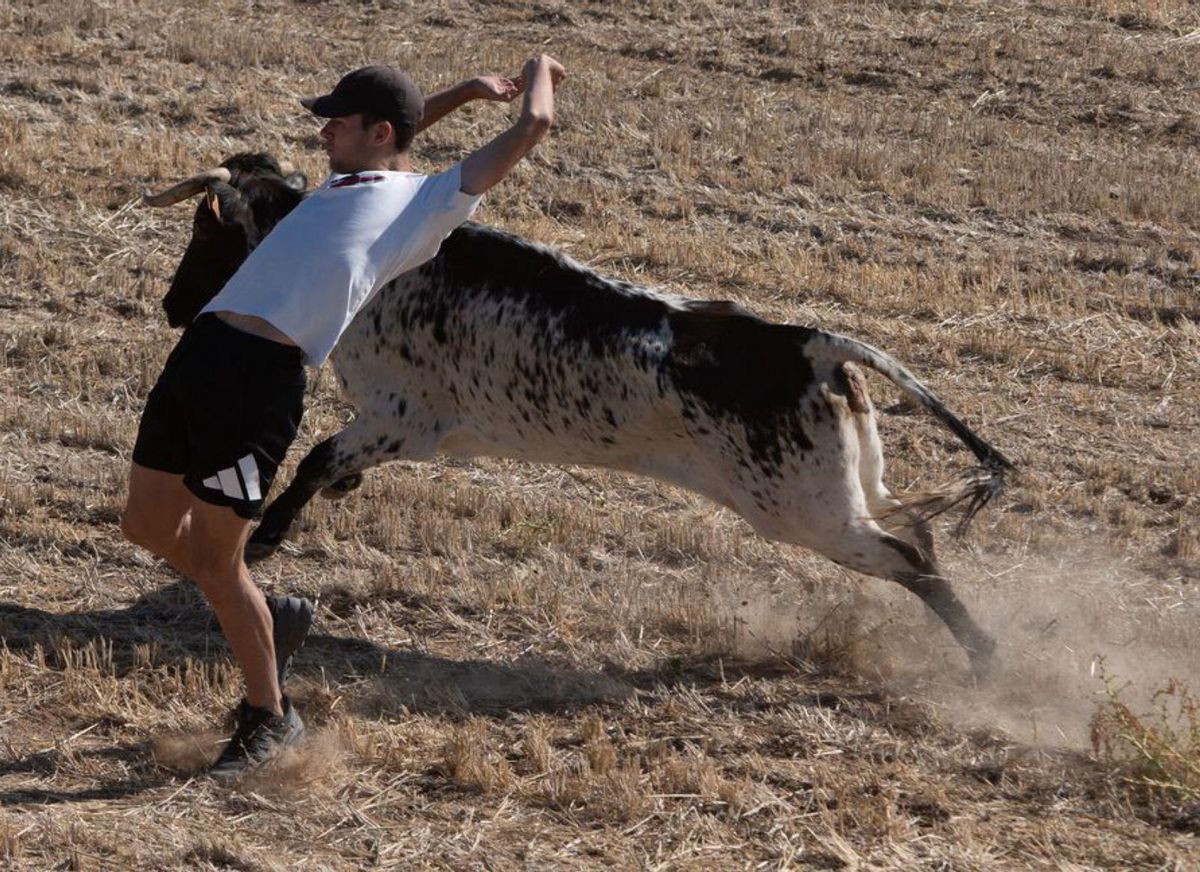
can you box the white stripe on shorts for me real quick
[237,454,262,502]
[216,467,243,500]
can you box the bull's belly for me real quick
[433,415,751,519]
[434,424,839,545]
[336,345,856,544]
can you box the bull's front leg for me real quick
[247,437,339,563]
[246,414,437,563]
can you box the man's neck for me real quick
[347,152,414,173]
[382,152,415,172]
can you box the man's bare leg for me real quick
[123,462,308,777]
[123,463,312,694]
[186,498,281,714]
[121,463,195,577]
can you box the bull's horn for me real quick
[142,168,233,207]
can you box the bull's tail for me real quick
[803,329,1014,534]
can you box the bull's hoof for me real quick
[968,635,998,684]
[320,473,363,500]
[245,529,283,564]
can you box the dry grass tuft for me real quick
[182,836,270,872]
[438,720,514,795]
[520,720,555,775]
[1091,662,1200,809]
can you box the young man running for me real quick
[122,54,565,779]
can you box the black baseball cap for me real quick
[301,65,424,132]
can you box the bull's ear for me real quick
[206,181,262,248]
[205,182,253,228]
[284,171,307,192]
[205,188,223,222]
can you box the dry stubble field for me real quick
[1,0,1199,868]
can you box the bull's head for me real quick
[143,153,307,327]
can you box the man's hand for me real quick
[519,55,566,90]
[419,74,523,133]
[471,75,523,103]
[460,53,566,196]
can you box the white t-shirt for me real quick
[202,163,482,366]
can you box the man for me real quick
[122,54,566,779]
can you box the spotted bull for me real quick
[143,155,1013,676]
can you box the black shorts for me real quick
[132,313,306,519]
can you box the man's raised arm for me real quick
[418,75,522,133]
[460,54,565,196]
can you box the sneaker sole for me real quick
[209,718,307,782]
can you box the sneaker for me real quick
[266,595,314,689]
[209,696,305,781]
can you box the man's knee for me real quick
[187,545,242,597]
[187,504,252,572]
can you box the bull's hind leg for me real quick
[858,464,935,560]
[850,394,947,633]
[246,416,437,563]
[846,363,936,561]
[820,520,995,679]
[771,367,993,677]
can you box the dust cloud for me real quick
[922,545,1196,748]
[150,726,347,793]
[720,541,1197,749]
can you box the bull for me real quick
[143,154,1013,677]
[142,153,307,328]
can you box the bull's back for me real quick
[336,228,691,467]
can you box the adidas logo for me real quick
[202,454,262,502]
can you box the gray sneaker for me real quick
[266,595,314,689]
[209,696,305,781]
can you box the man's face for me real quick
[319,113,384,173]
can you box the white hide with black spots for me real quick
[247,222,1012,676]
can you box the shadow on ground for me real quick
[0,580,634,719]
[0,580,637,805]
[0,581,883,721]
[0,582,939,809]
[0,742,165,807]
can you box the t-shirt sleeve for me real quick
[394,163,482,271]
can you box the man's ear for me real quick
[374,119,395,149]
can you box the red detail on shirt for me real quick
[329,174,386,189]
